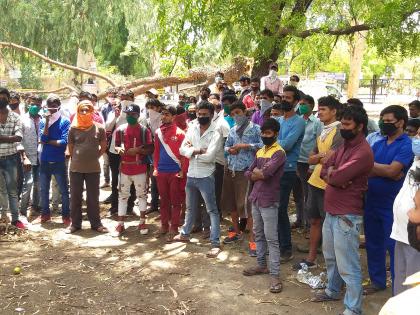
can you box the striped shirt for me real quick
[0,111,22,157]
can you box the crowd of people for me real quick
[1,62,420,315]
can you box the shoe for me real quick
[223,231,242,244]
[138,220,148,235]
[248,242,257,257]
[41,214,51,223]
[102,195,113,204]
[292,259,317,271]
[12,220,26,230]
[280,251,294,264]
[145,208,158,215]
[100,182,110,189]
[62,217,71,227]
[112,223,125,237]
[65,226,80,234]
[173,234,190,243]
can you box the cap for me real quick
[123,104,140,114]
[146,88,159,96]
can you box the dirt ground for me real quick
[1,190,391,315]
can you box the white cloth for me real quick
[391,160,417,244]
[214,115,231,165]
[106,111,127,154]
[48,111,61,127]
[118,173,147,216]
[379,281,420,315]
[180,122,222,178]
[20,113,39,165]
[320,121,341,141]
[148,109,162,134]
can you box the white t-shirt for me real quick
[213,113,230,165]
[390,160,417,244]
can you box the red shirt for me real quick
[115,124,152,175]
[243,93,256,109]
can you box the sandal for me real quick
[166,232,176,243]
[243,266,269,276]
[93,226,109,233]
[65,226,80,234]
[155,229,168,238]
[206,247,221,258]
[311,291,339,303]
[363,283,385,296]
[269,277,283,293]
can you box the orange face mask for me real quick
[72,101,94,130]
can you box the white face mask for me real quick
[120,100,132,111]
[269,69,277,78]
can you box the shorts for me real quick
[221,169,251,218]
[307,184,325,220]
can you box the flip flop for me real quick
[206,247,221,258]
[269,277,283,293]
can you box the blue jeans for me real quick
[277,171,297,254]
[0,154,19,222]
[323,213,363,315]
[252,202,280,276]
[40,161,69,217]
[181,175,220,247]
[20,165,41,215]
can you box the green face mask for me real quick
[223,104,231,115]
[28,105,41,116]
[126,116,138,125]
[299,104,310,115]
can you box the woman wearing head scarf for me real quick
[65,101,108,233]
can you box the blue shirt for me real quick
[276,115,305,172]
[225,122,263,171]
[157,139,180,173]
[225,115,235,128]
[39,117,70,163]
[366,131,384,146]
[367,133,414,207]
[298,114,322,163]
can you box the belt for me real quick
[0,153,19,160]
[226,168,246,178]
[121,161,144,165]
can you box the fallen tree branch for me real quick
[17,85,77,95]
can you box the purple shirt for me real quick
[321,132,374,216]
[251,110,264,127]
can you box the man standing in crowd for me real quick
[311,106,374,315]
[260,62,283,95]
[243,77,260,111]
[66,101,108,233]
[38,94,71,225]
[289,75,306,99]
[176,101,222,258]
[405,119,420,137]
[294,96,342,269]
[251,89,274,127]
[408,100,420,120]
[276,85,305,262]
[347,98,379,135]
[364,105,413,295]
[243,118,286,293]
[238,75,251,101]
[0,88,24,228]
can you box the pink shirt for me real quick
[261,76,283,95]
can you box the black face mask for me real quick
[261,136,276,146]
[198,116,210,126]
[340,129,357,140]
[0,99,8,109]
[251,87,259,92]
[380,122,398,136]
[279,101,293,112]
[9,103,19,110]
[407,221,420,252]
[188,112,196,120]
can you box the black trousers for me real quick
[109,152,135,211]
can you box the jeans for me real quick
[295,162,310,227]
[181,175,221,247]
[277,171,297,254]
[20,165,41,215]
[40,161,70,217]
[252,202,280,276]
[323,213,363,315]
[0,154,19,222]
[15,153,24,199]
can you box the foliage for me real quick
[18,63,43,89]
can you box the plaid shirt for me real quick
[0,111,22,157]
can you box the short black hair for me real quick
[197,101,215,114]
[119,89,135,99]
[0,87,10,99]
[347,98,364,109]
[283,85,300,101]
[200,87,211,94]
[189,96,197,103]
[407,118,420,129]
[221,92,237,104]
[318,95,341,111]
[29,94,43,103]
[162,105,177,116]
[209,93,220,100]
[215,71,224,79]
[91,93,98,100]
[229,101,246,112]
[79,91,93,100]
[380,105,408,127]
[250,77,260,84]
[260,89,274,99]
[10,91,20,101]
[145,98,162,109]
[290,75,300,82]
[239,75,250,84]
[269,62,278,70]
[301,95,315,107]
[106,87,118,95]
[176,105,186,115]
[341,106,368,135]
[261,118,280,133]
[409,100,420,109]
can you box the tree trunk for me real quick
[347,31,367,98]
[251,37,288,78]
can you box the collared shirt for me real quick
[214,114,231,165]
[180,122,221,178]
[20,113,40,165]
[366,131,384,146]
[322,132,374,216]
[39,116,70,163]
[260,76,283,95]
[277,114,305,172]
[225,122,263,171]
[0,110,22,157]
[298,114,322,163]
[367,133,413,207]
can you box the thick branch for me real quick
[278,24,372,38]
[0,42,117,86]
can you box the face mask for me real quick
[0,99,8,108]
[28,105,41,116]
[279,101,293,112]
[269,69,277,77]
[340,129,356,140]
[198,116,210,126]
[126,116,138,125]
[223,104,231,115]
[9,103,19,110]
[412,138,420,156]
[299,104,310,115]
[380,122,398,136]
[233,115,248,126]
[290,81,298,87]
[187,112,196,120]
[261,136,276,146]
[120,100,132,111]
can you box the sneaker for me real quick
[102,195,113,204]
[12,220,26,230]
[41,214,51,223]
[223,231,242,244]
[138,221,149,235]
[248,242,257,257]
[62,217,71,227]
[112,223,125,237]
[292,259,317,271]
[280,251,294,264]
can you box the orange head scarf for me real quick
[72,100,94,130]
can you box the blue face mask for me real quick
[412,138,420,156]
